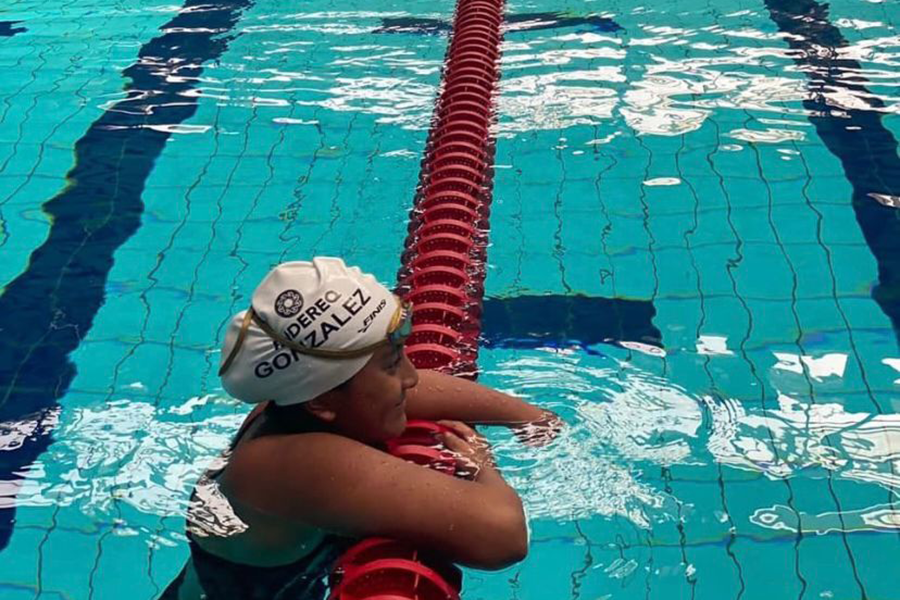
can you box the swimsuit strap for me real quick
[227,402,269,452]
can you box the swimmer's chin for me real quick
[384,412,408,440]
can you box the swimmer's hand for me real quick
[437,420,495,480]
[510,409,564,447]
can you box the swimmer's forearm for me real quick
[405,370,548,425]
[475,462,520,499]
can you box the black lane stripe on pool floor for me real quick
[0,0,252,551]
[765,0,900,347]
[481,295,662,352]
[0,21,26,37]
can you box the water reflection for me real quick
[490,351,696,525]
[708,391,900,487]
[488,349,900,530]
[373,12,622,36]
[211,7,900,138]
[884,358,900,384]
[186,451,249,538]
[3,350,898,547]
[751,503,900,534]
[5,398,243,517]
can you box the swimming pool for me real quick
[1,0,899,597]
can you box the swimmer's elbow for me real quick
[499,509,530,568]
[467,506,529,570]
[490,527,529,570]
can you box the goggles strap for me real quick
[219,309,254,376]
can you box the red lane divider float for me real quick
[328,421,462,600]
[330,0,506,596]
[398,0,505,378]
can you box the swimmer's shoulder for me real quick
[197,406,338,565]
[220,427,386,508]
[219,404,373,505]
[230,401,329,449]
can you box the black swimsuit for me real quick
[184,534,348,600]
[160,406,351,600]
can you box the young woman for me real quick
[162,257,559,599]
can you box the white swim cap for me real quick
[219,257,400,406]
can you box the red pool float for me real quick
[333,0,505,595]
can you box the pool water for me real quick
[1,0,900,598]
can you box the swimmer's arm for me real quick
[225,434,528,570]
[405,369,552,426]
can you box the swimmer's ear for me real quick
[303,396,338,423]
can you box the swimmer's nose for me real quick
[400,353,419,389]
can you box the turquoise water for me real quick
[1,0,900,598]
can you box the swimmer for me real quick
[161,257,561,600]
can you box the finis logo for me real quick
[274,289,304,318]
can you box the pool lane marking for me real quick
[480,295,662,352]
[765,0,900,349]
[0,0,253,553]
[0,21,26,38]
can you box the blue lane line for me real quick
[481,295,662,352]
[765,0,900,347]
[0,21,26,37]
[0,0,253,551]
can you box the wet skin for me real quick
[189,345,559,571]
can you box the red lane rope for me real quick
[397,0,505,379]
[329,2,506,598]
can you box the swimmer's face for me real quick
[323,342,418,443]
